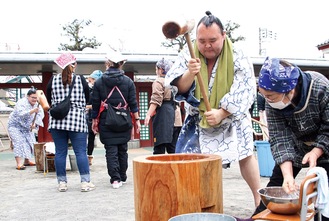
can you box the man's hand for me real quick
[204,108,230,126]
[187,58,201,76]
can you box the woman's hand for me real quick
[280,161,299,194]
[302,147,323,168]
[282,175,298,194]
[136,120,141,134]
[92,119,99,134]
[144,115,151,126]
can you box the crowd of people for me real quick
[6,10,328,220]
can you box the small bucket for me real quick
[168,213,236,221]
[254,141,275,177]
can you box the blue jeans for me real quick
[50,129,90,183]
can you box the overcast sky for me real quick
[1,0,328,59]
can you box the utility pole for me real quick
[259,28,277,56]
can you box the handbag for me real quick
[103,86,132,132]
[49,76,76,120]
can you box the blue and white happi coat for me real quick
[165,48,256,165]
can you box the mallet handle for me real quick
[30,103,40,132]
[185,33,211,111]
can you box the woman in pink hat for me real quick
[46,52,95,192]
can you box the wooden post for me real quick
[133,154,222,221]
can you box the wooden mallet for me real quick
[162,20,211,111]
[30,90,49,132]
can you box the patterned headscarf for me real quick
[258,57,300,93]
[54,53,76,69]
[156,58,173,75]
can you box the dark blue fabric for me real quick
[175,114,201,153]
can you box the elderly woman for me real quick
[253,57,329,220]
[144,58,176,154]
[8,87,44,170]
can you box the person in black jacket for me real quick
[91,51,141,189]
[86,70,103,165]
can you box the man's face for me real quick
[196,23,226,60]
[28,94,38,106]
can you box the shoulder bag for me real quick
[103,86,132,132]
[49,75,76,120]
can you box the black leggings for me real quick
[105,143,128,184]
[87,121,96,156]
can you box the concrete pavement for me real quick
[0,138,307,220]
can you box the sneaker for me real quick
[58,181,68,192]
[112,181,122,189]
[81,182,95,192]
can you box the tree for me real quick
[161,36,186,53]
[58,19,102,51]
[161,20,245,52]
[224,20,245,43]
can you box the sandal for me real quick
[16,165,26,170]
[24,162,36,166]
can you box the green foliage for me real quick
[224,20,245,43]
[58,19,102,51]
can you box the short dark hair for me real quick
[197,11,225,34]
[27,86,37,95]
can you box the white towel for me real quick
[307,167,329,218]
[45,142,56,154]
